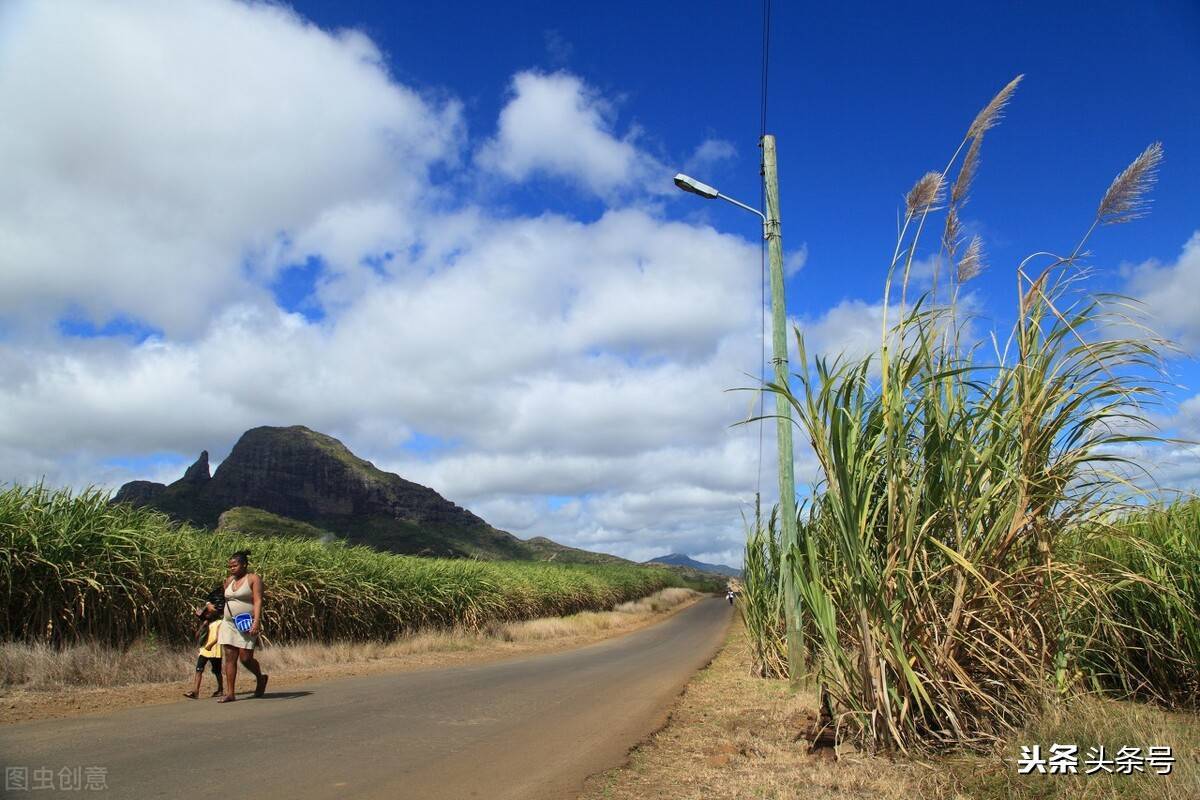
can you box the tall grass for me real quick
[1,587,700,691]
[1073,500,1200,708]
[750,77,1187,752]
[0,484,683,646]
[740,505,787,678]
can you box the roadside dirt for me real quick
[1,593,704,725]
[580,621,1200,800]
[579,622,923,800]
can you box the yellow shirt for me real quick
[198,620,222,659]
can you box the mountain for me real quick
[643,553,742,578]
[112,425,625,563]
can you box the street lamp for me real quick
[672,173,766,225]
[674,136,803,680]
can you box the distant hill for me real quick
[112,425,620,564]
[523,536,632,565]
[216,506,340,542]
[643,553,742,578]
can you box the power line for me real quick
[760,0,772,138]
[755,0,773,505]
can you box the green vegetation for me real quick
[0,484,684,647]
[740,76,1197,754]
[216,506,340,541]
[1073,500,1200,708]
[522,535,630,565]
[740,506,786,678]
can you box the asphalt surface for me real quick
[0,597,732,799]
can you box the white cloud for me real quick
[683,138,736,175]
[543,30,573,65]
[0,208,763,458]
[0,0,461,336]
[1121,231,1200,352]
[476,70,664,197]
[1097,393,1200,497]
[792,298,887,363]
[0,114,767,566]
[1137,393,1200,493]
[903,253,943,286]
[1173,393,1200,441]
[784,243,809,277]
[12,1,1183,570]
[786,289,982,372]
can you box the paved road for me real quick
[1,598,732,799]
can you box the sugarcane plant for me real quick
[0,483,685,646]
[740,502,787,678]
[751,75,1187,752]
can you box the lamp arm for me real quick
[716,193,767,236]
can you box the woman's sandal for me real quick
[216,695,237,703]
[254,674,269,697]
[183,691,198,699]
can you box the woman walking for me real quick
[217,550,268,702]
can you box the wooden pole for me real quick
[761,134,802,679]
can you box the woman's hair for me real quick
[230,550,251,567]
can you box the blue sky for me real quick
[288,0,1200,390]
[1,0,1197,565]
[289,1,1199,290]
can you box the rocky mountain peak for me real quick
[112,425,526,559]
[180,450,210,484]
[110,425,633,565]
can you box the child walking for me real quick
[184,588,225,699]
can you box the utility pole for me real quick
[761,134,802,680]
[672,136,802,679]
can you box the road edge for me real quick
[2,591,717,726]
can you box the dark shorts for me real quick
[195,655,221,674]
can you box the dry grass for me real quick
[582,622,923,800]
[933,698,1200,799]
[582,621,1200,800]
[489,587,697,641]
[0,588,700,692]
[0,639,186,689]
[0,635,490,692]
[615,587,697,614]
[254,629,486,672]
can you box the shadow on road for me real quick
[222,690,313,701]
[259,691,313,701]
